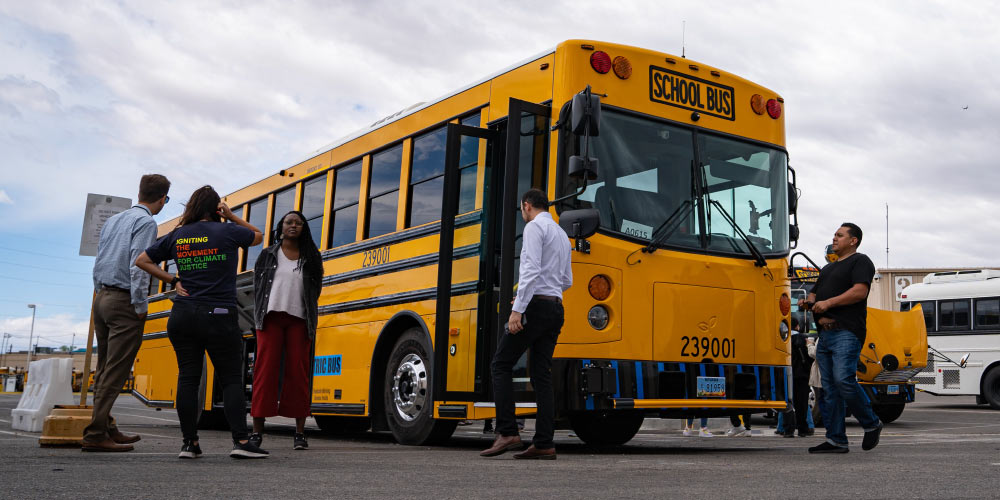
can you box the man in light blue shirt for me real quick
[481,188,572,460]
[83,174,170,452]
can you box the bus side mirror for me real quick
[789,224,800,243]
[559,209,600,239]
[571,88,601,136]
[568,155,599,180]
[959,353,971,368]
[788,182,797,213]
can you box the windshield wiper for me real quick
[707,199,769,269]
[641,200,693,254]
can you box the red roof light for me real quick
[766,99,782,119]
[590,51,612,74]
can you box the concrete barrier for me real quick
[11,358,75,432]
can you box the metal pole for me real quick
[0,332,7,366]
[26,304,36,369]
[80,293,97,406]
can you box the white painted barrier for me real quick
[11,358,75,432]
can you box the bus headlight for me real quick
[779,321,789,341]
[588,305,610,330]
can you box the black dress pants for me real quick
[491,299,564,449]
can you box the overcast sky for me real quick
[1,1,998,355]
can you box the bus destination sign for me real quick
[649,66,735,120]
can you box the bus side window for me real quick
[165,261,177,291]
[301,175,326,250]
[244,197,268,270]
[367,145,403,238]
[272,185,296,243]
[920,301,935,331]
[408,125,447,228]
[457,113,481,214]
[939,299,970,331]
[330,161,363,248]
[974,298,1000,330]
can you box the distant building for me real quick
[869,267,1000,311]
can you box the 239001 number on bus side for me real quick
[680,336,735,359]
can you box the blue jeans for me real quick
[816,329,881,447]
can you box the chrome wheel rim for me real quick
[392,353,427,421]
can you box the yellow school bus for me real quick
[132,39,797,445]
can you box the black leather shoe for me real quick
[862,423,883,451]
[808,442,848,454]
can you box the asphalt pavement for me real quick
[1,391,997,499]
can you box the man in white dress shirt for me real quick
[481,188,572,460]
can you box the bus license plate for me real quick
[887,385,900,395]
[697,376,726,398]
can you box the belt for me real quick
[817,321,842,331]
[100,284,130,293]
[533,295,562,304]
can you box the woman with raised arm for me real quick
[135,185,265,459]
[249,210,323,451]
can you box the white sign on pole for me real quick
[79,193,132,257]
[894,275,913,301]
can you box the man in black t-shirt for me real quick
[799,223,883,454]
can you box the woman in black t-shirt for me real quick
[136,185,265,459]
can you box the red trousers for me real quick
[251,311,312,418]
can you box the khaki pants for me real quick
[83,289,143,442]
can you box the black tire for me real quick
[982,366,1000,410]
[382,328,457,445]
[872,403,905,424]
[569,412,644,446]
[196,407,229,430]
[314,415,371,436]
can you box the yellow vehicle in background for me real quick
[133,40,799,445]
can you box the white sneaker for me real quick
[698,428,713,437]
[725,425,745,437]
[682,428,694,436]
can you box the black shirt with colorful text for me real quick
[146,221,254,307]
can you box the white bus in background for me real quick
[899,269,999,409]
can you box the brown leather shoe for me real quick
[82,438,134,452]
[513,445,556,460]
[479,434,523,457]
[110,431,141,444]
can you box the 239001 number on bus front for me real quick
[680,335,735,359]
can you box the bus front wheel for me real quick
[872,403,905,424]
[569,412,644,446]
[382,328,457,445]
[982,366,1000,410]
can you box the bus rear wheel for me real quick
[872,403,905,424]
[982,366,1000,410]
[382,328,457,445]
[569,412,644,446]
[314,415,371,436]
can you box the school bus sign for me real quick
[649,65,735,120]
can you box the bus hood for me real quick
[858,306,929,383]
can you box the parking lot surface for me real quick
[2,392,998,499]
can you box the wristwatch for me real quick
[170,276,180,286]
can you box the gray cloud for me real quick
[0,0,998,271]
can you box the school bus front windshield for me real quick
[565,108,789,258]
